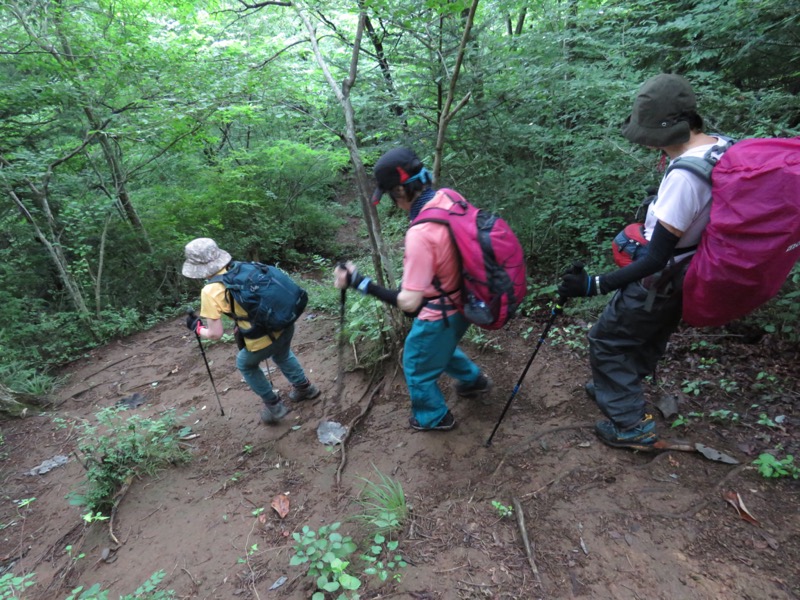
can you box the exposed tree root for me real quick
[335,375,385,487]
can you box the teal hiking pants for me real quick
[403,313,481,428]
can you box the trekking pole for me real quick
[485,295,567,447]
[187,309,225,417]
[334,264,348,404]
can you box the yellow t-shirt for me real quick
[199,268,281,352]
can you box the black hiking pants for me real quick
[588,276,683,429]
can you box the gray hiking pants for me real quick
[588,277,683,429]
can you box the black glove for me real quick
[186,313,203,333]
[557,261,598,298]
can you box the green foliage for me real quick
[753,453,800,480]
[670,412,705,429]
[548,323,590,353]
[342,294,394,369]
[360,533,407,584]
[70,407,191,514]
[0,572,35,600]
[65,570,174,600]
[681,379,711,396]
[491,501,514,519]
[352,467,408,533]
[1,0,799,384]
[290,523,361,598]
[708,409,740,424]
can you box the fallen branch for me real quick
[512,497,543,588]
[335,376,384,486]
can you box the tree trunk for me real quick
[296,7,397,289]
[433,0,480,184]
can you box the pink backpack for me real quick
[681,137,800,327]
[412,189,527,330]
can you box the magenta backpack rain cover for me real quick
[682,137,800,327]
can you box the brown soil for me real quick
[1,306,799,599]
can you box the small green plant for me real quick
[671,415,689,428]
[491,500,514,518]
[671,412,704,428]
[71,407,191,514]
[65,544,86,562]
[238,543,259,564]
[681,379,710,396]
[291,523,360,598]
[756,413,778,428]
[315,557,361,599]
[752,371,781,392]
[753,453,799,479]
[0,572,36,600]
[708,409,740,423]
[718,379,739,393]
[549,324,589,352]
[352,467,408,533]
[360,533,407,583]
[14,497,36,513]
[689,339,722,352]
[463,328,502,352]
[65,570,175,599]
[82,511,110,523]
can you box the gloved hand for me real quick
[557,261,598,298]
[186,313,204,334]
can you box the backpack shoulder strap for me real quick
[666,135,735,182]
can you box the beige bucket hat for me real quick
[182,238,232,279]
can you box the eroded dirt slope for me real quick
[1,308,799,599]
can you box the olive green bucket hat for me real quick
[621,74,697,147]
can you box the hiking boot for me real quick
[409,410,456,432]
[260,400,291,425]
[594,414,657,448]
[455,373,493,398]
[585,381,596,401]
[288,381,321,402]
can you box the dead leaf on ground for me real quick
[722,490,760,525]
[271,494,290,519]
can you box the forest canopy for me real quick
[1,0,798,398]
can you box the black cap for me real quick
[371,147,424,204]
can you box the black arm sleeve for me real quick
[365,280,400,307]
[599,222,681,293]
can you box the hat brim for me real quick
[181,249,232,279]
[621,115,691,148]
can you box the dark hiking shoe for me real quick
[260,400,291,425]
[288,382,320,402]
[409,410,456,432]
[594,414,657,448]
[585,381,596,401]
[455,373,493,398]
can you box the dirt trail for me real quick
[1,309,798,599]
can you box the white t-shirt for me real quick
[644,139,722,259]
